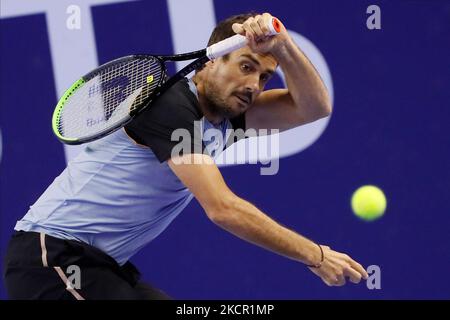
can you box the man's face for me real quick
[201,47,278,119]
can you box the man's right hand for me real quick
[168,154,369,288]
[307,245,369,286]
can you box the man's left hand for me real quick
[232,13,289,54]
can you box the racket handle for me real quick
[206,17,282,60]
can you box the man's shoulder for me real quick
[126,78,202,130]
[123,79,203,163]
[151,78,201,117]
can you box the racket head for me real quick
[52,55,166,145]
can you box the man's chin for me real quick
[227,101,249,117]
[205,101,244,119]
[225,107,245,119]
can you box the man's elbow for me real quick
[323,99,333,117]
[308,99,332,122]
[204,193,239,226]
[293,94,332,125]
[315,95,332,118]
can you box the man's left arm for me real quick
[239,14,332,132]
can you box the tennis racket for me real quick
[52,18,282,145]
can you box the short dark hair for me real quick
[195,13,258,73]
[207,12,259,46]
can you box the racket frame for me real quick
[53,51,213,144]
[52,17,282,144]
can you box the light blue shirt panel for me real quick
[16,129,193,265]
[15,78,231,265]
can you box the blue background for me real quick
[1,0,449,299]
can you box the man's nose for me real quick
[245,75,260,93]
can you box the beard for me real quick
[203,81,242,119]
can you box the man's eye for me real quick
[241,63,251,72]
[261,74,269,82]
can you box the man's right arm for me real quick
[168,154,368,286]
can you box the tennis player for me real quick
[3,13,368,300]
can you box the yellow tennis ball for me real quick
[351,185,386,221]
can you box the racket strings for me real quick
[57,57,163,139]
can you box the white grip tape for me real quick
[207,34,247,60]
[206,18,280,60]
